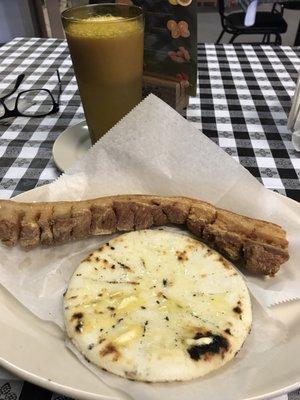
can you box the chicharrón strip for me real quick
[0,195,289,276]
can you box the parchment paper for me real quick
[0,94,298,399]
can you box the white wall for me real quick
[0,0,35,43]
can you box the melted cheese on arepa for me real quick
[64,229,252,382]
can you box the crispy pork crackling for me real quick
[0,195,289,276]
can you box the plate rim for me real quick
[0,355,117,400]
[1,190,299,400]
[0,352,299,400]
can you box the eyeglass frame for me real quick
[0,70,61,120]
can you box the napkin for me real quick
[11,93,300,310]
[0,94,298,399]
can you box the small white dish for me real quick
[53,121,91,172]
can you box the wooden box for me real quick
[143,74,189,112]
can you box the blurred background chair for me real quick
[272,1,300,45]
[216,0,288,44]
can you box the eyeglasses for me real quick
[0,70,61,120]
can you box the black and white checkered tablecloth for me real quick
[189,44,300,201]
[0,37,299,399]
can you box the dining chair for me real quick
[272,1,300,46]
[216,0,288,44]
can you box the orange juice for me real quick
[62,5,144,143]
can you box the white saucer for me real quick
[53,121,91,172]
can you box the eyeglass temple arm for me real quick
[0,74,25,101]
[56,69,62,105]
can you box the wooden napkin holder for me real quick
[143,74,189,112]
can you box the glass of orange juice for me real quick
[62,4,144,144]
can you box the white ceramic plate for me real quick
[0,278,299,400]
[53,121,91,172]
[0,185,299,399]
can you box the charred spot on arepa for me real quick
[117,261,132,271]
[142,320,149,337]
[157,291,168,300]
[71,312,84,333]
[217,255,231,269]
[233,299,242,315]
[233,306,242,314]
[203,248,213,257]
[187,331,229,361]
[71,312,83,321]
[184,237,202,251]
[75,320,84,333]
[100,343,120,361]
[176,250,189,261]
[83,253,94,263]
[233,306,243,320]
[233,300,243,319]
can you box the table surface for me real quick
[0,37,299,400]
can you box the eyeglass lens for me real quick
[17,90,55,117]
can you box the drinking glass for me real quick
[62,4,144,144]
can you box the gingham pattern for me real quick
[0,37,85,199]
[0,37,299,399]
[0,38,299,201]
[187,43,300,200]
